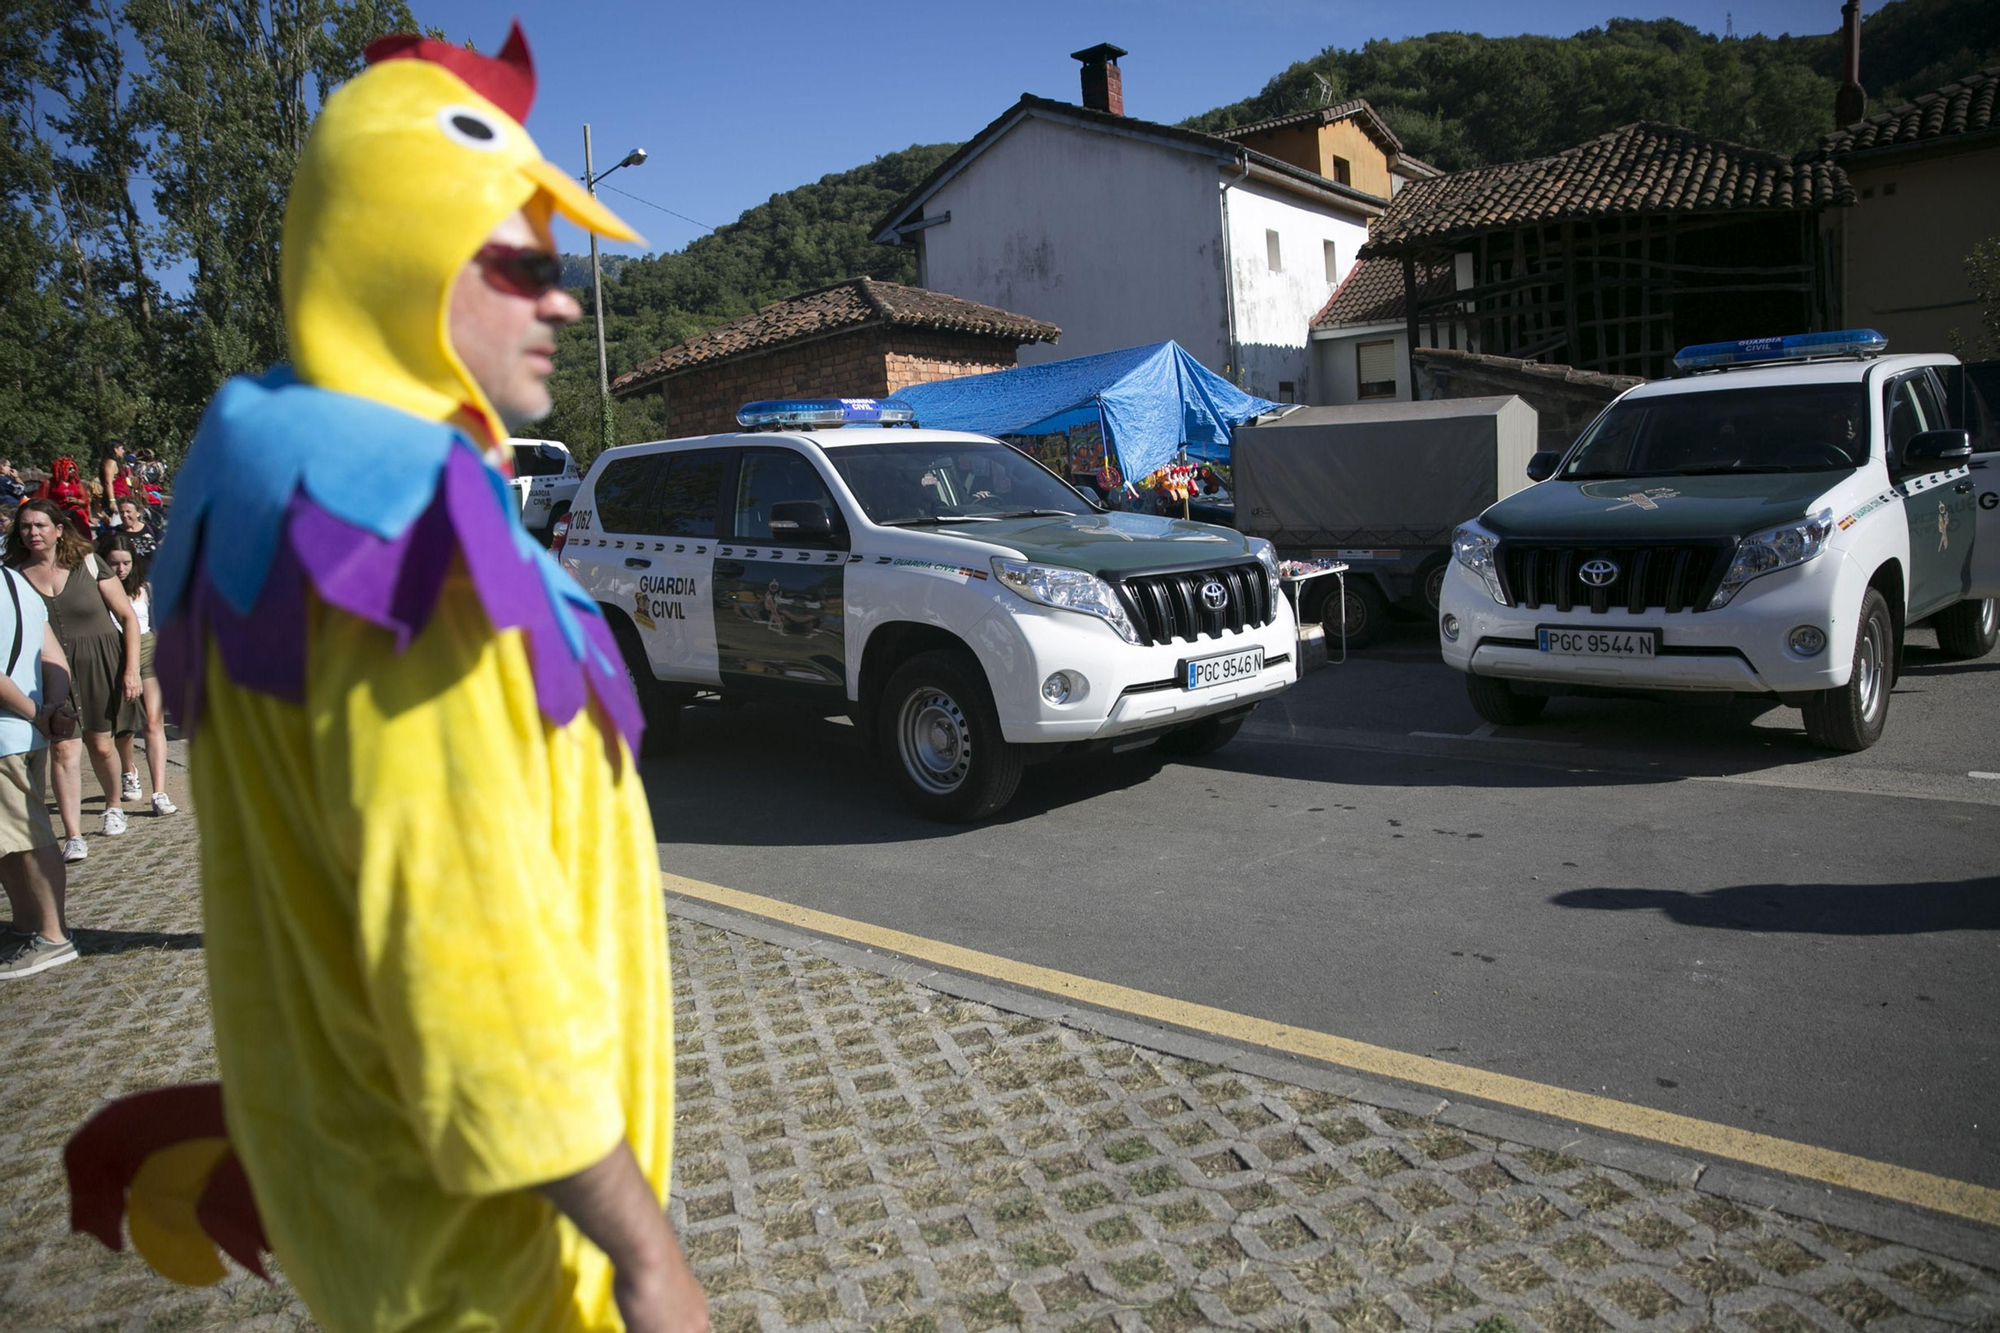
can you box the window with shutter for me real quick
[1265,230,1282,272]
[1357,340,1397,400]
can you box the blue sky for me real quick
[404,0,1879,261]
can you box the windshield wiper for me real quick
[875,515,1002,527]
[1670,465,1839,475]
[987,509,1082,519]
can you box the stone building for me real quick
[610,278,1059,437]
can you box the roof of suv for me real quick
[595,428,1004,460]
[1626,352,1955,400]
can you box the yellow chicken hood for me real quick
[282,24,638,445]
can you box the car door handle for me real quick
[624,557,651,569]
[1955,480,1974,493]
[714,561,744,577]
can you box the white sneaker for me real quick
[101,809,128,836]
[121,770,142,802]
[61,836,87,863]
[150,792,177,816]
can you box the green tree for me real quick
[1950,237,2000,361]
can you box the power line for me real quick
[597,182,716,234]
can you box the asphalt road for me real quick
[644,616,2000,1190]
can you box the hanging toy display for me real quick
[1095,459,1122,493]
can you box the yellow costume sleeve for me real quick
[307,573,628,1197]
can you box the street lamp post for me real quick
[581,124,646,454]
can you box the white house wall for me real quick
[1222,179,1369,402]
[915,116,1230,371]
[1312,325,1410,404]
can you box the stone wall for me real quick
[1413,347,1642,453]
[643,330,1022,438]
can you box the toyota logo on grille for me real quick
[1199,580,1230,611]
[1579,559,1620,587]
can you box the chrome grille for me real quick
[1499,542,1732,614]
[1117,563,1275,646]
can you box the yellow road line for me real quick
[663,873,2000,1229]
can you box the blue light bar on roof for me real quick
[736,397,916,428]
[1673,329,1887,371]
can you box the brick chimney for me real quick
[1072,43,1127,116]
[1835,0,1866,127]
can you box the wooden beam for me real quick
[1402,254,1422,402]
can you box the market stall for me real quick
[891,340,1280,510]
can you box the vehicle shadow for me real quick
[1548,876,2000,935]
[643,702,1173,847]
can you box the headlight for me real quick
[1708,509,1834,609]
[1248,537,1281,584]
[992,558,1142,644]
[1451,522,1507,605]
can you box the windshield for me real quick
[827,440,1096,525]
[1563,384,1869,479]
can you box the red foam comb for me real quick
[364,19,535,125]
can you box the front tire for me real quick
[1932,596,1998,660]
[1318,577,1388,649]
[878,650,1022,822]
[1465,673,1548,726]
[1803,588,1893,751]
[607,613,682,759]
[1154,712,1246,756]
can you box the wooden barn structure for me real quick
[1357,123,1855,385]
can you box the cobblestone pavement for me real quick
[4,805,1998,1332]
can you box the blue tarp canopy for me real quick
[891,341,1281,482]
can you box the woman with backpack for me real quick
[6,500,142,861]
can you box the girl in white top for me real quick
[102,538,175,815]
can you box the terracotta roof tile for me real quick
[1311,255,1454,328]
[1360,122,1852,257]
[1809,65,1999,158]
[612,279,1059,394]
[1213,100,1404,153]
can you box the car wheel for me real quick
[878,649,1022,822]
[1422,561,1448,612]
[1154,712,1247,756]
[1318,577,1387,649]
[606,612,681,759]
[1802,588,1893,751]
[1464,673,1549,726]
[1931,596,1998,660]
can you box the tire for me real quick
[606,612,681,759]
[1318,577,1388,649]
[878,649,1023,822]
[1802,588,1893,751]
[1932,596,1998,660]
[1154,712,1247,756]
[1464,673,1549,726]
[1421,561,1448,613]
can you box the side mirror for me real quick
[1526,450,1562,483]
[768,500,845,547]
[1903,429,1972,468]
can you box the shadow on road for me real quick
[644,704,1172,847]
[70,927,204,955]
[1549,877,2000,934]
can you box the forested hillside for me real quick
[1181,0,2000,170]
[543,142,955,455]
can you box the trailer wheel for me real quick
[1422,560,1448,612]
[1317,578,1387,649]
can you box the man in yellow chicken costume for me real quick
[63,24,709,1333]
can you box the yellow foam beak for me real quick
[523,158,641,243]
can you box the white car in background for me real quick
[507,438,580,543]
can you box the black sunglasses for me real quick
[474,245,564,299]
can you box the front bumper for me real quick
[1436,552,1859,695]
[972,598,1300,744]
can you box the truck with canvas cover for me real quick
[1232,396,1538,645]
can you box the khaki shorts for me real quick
[0,750,57,856]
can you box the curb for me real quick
[665,893,2000,1272]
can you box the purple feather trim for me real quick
[156,446,643,754]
